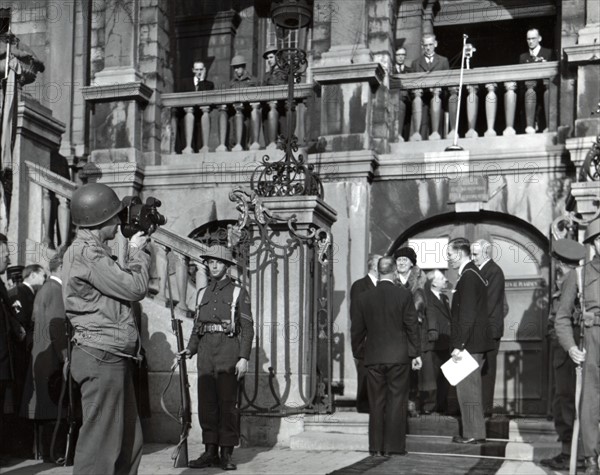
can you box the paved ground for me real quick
[0,444,570,475]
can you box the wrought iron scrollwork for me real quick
[228,188,334,415]
[551,196,600,240]
[578,134,600,182]
[251,47,323,198]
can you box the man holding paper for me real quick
[447,238,494,445]
[351,256,422,457]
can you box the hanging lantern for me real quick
[270,0,313,30]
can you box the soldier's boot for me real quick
[584,456,600,475]
[188,444,220,469]
[220,446,237,471]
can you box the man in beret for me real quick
[541,238,586,471]
[180,245,254,471]
[555,218,600,474]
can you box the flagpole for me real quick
[445,34,469,152]
[4,28,11,79]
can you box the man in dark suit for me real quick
[350,254,381,413]
[394,47,412,142]
[0,234,26,466]
[351,256,422,457]
[518,29,553,133]
[447,238,494,444]
[519,29,553,64]
[424,269,452,414]
[181,61,215,92]
[471,239,507,417]
[414,34,449,140]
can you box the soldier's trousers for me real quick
[196,333,240,447]
[581,326,600,458]
[70,346,143,475]
[550,338,576,448]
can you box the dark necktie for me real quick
[440,293,450,312]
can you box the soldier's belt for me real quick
[583,312,600,327]
[202,323,227,333]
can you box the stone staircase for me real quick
[290,411,561,462]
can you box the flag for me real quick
[0,56,21,235]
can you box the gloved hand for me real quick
[428,329,439,342]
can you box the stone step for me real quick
[290,432,508,457]
[507,418,558,442]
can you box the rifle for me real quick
[164,250,192,468]
[569,266,586,475]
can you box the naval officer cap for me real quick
[551,238,586,265]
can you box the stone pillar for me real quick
[8,96,65,265]
[240,197,337,447]
[396,0,424,63]
[564,0,600,138]
[319,0,372,64]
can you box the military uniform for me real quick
[187,276,254,450]
[555,223,600,473]
[63,228,150,475]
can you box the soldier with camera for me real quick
[62,183,152,475]
[179,245,254,471]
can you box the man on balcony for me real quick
[413,34,449,141]
[263,45,287,86]
[182,61,215,92]
[393,47,412,142]
[230,55,257,88]
[519,29,553,64]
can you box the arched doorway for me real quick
[389,212,551,415]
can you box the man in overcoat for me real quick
[351,256,421,456]
[447,238,494,444]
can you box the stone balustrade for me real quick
[391,61,559,142]
[161,84,316,154]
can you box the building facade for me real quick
[1,0,599,446]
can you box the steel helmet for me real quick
[200,245,238,267]
[583,217,600,244]
[71,183,124,227]
[230,55,247,67]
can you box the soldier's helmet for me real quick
[200,245,237,267]
[551,238,586,265]
[583,217,600,244]
[263,44,278,59]
[71,183,124,227]
[230,55,247,67]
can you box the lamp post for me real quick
[251,0,322,197]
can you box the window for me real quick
[266,21,301,49]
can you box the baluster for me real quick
[294,99,306,145]
[396,90,408,142]
[175,253,190,315]
[42,188,53,248]
[216,104,228,152]
[182,106,195,153]
[232,103,244,151]
[447,86,459,139]
[543,78,550,133]
[484,83,497,137]
[503,81,517,136]
[199,106,211,152]
[57,196,70,247]
[266,100,279,149]
[429,87,442,140]
[465,85,479,138]
[524,80,537,134]
[155,245,168,301]
[249,102,261,150]
[170,108,178,153]
[410,89,423,141]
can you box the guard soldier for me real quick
[541,238,586,470]
[63,183,150,475]
[555,217,600,475]
[180,245,254,471]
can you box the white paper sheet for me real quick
[441,349,480,386]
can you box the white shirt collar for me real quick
[397,273,409,285]
[379,277,395,284]
[23,282,35,293]
[478,258,491,270]
[50,275,62,285]
[368,273,378,286]
[458,260,469,275]
[530,45,541,56]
